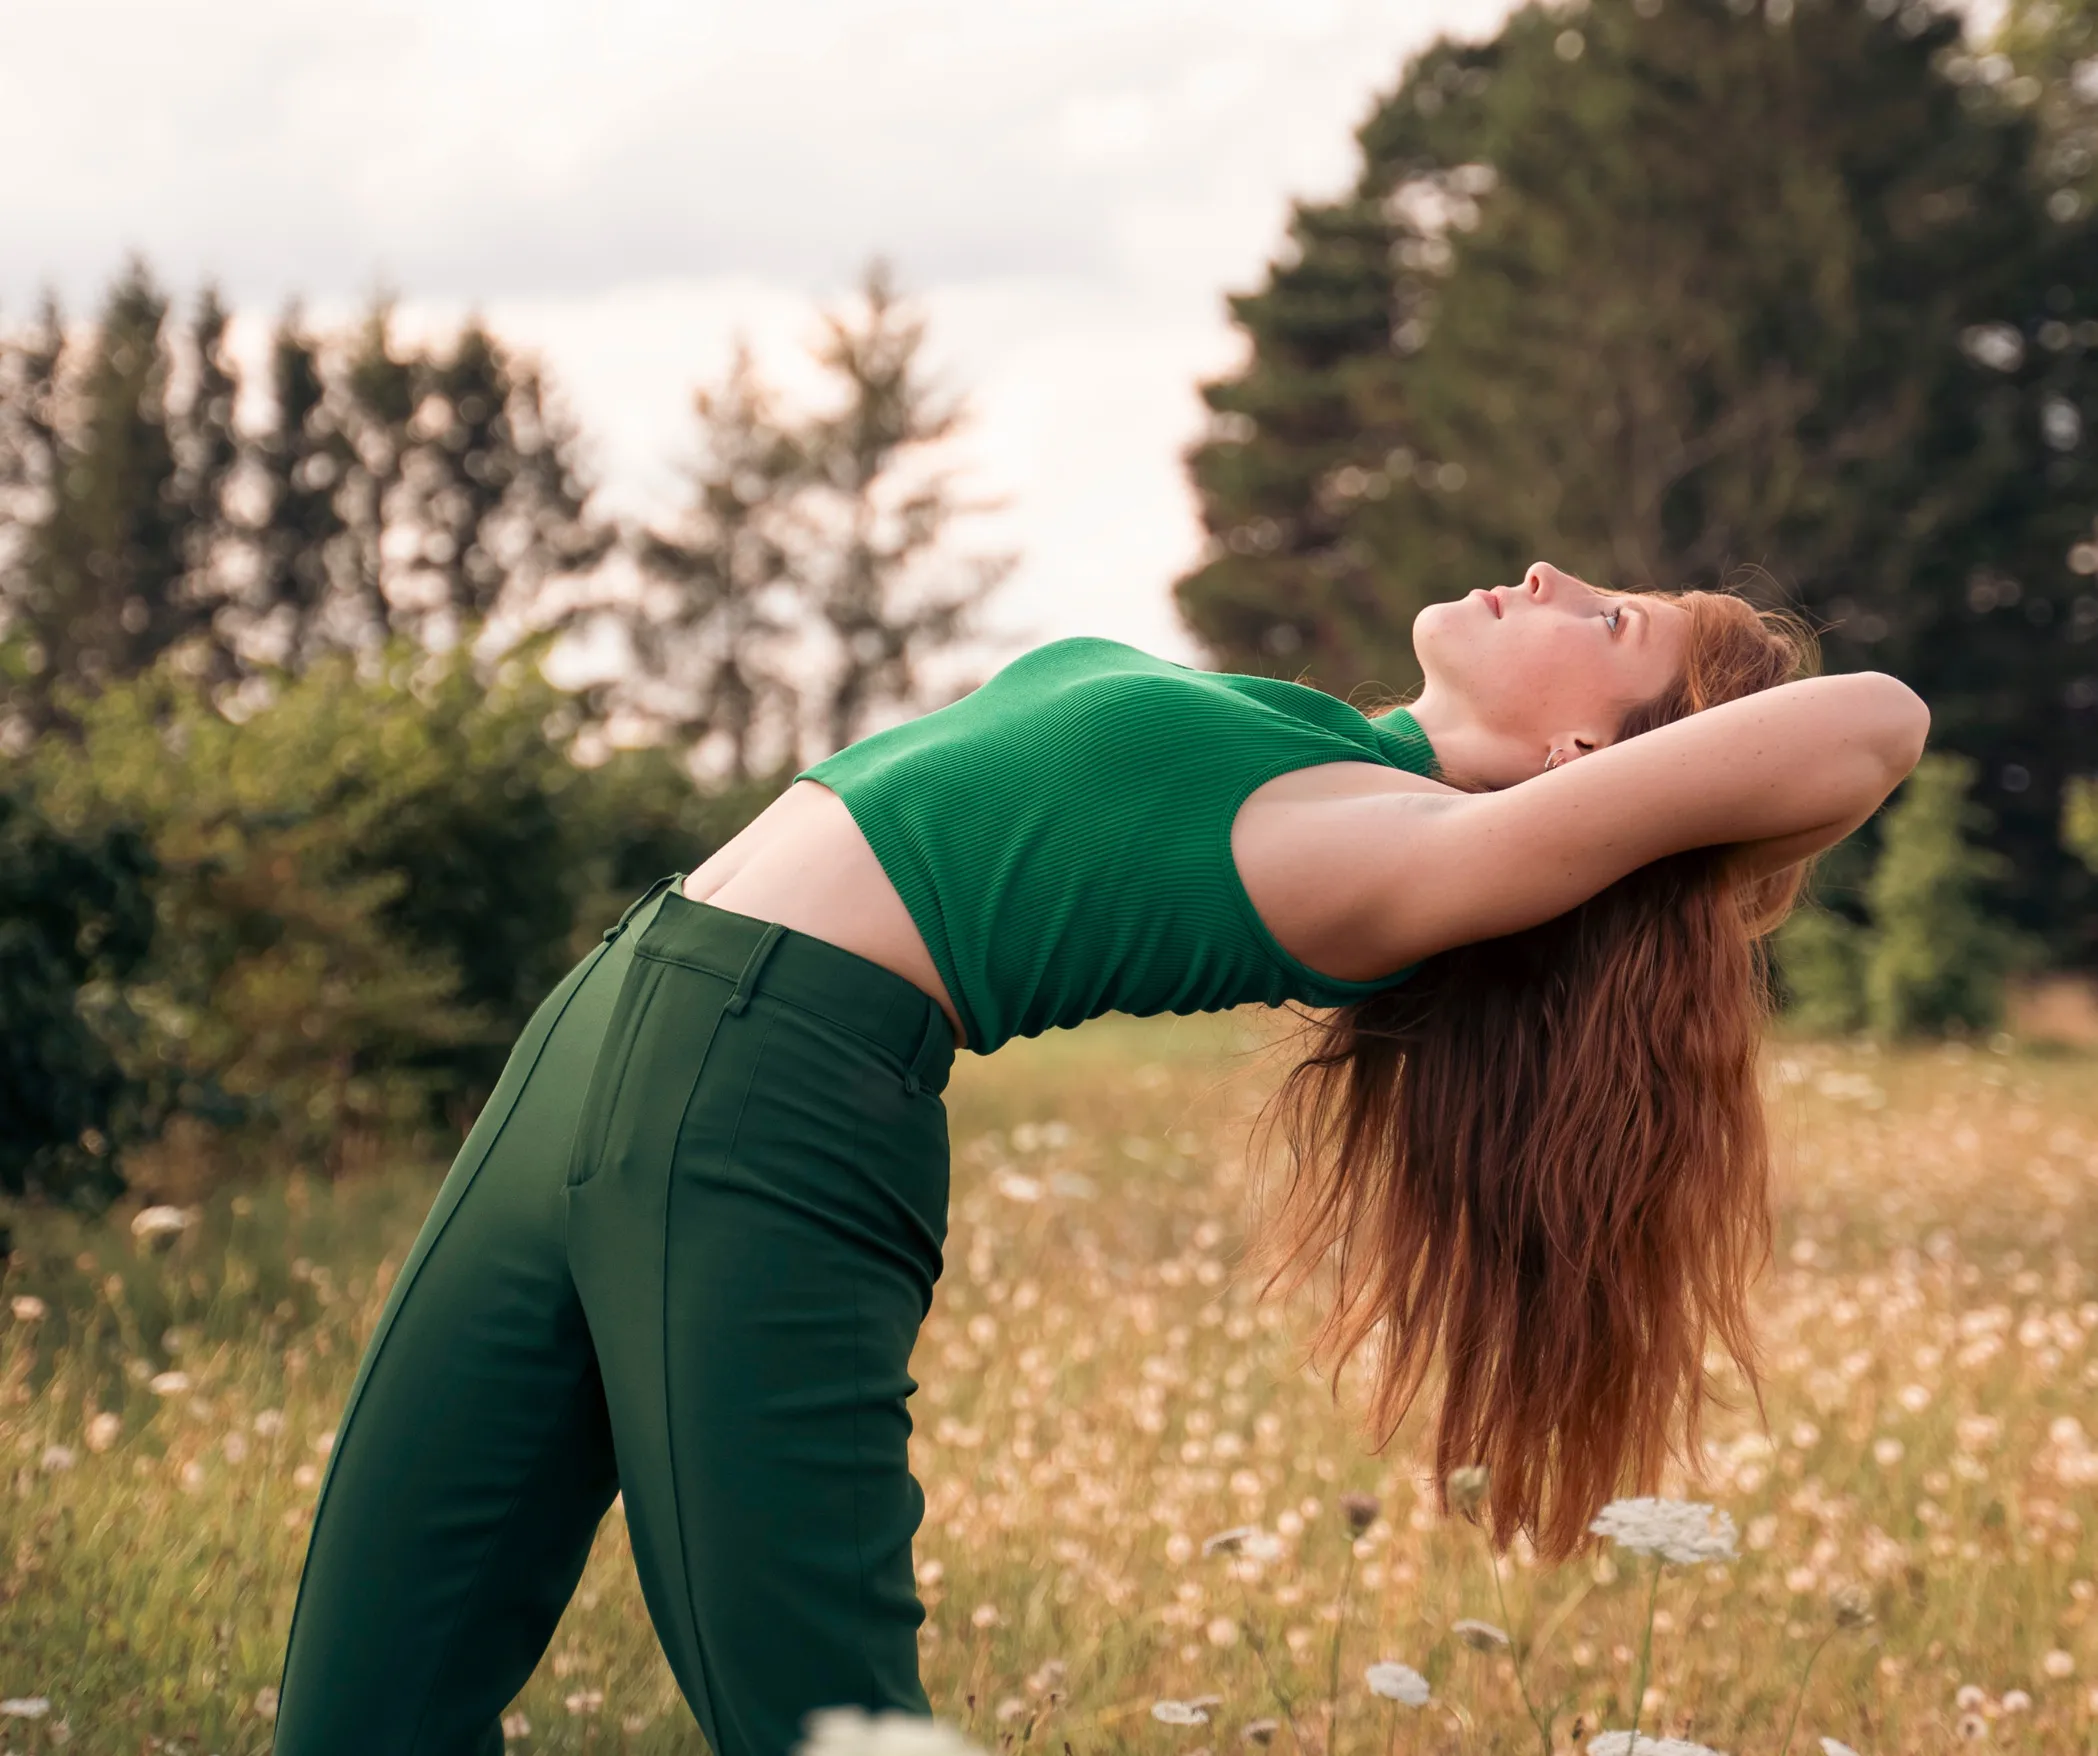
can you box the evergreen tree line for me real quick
[1174,0,2098,987]
[1,260,1008,1211]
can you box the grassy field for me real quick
[6,1011,2098,1754]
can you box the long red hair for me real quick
[1245,588,1819,1561]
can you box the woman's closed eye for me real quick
[1602,604,1624,634]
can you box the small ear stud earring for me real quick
[1544,749,1569,772]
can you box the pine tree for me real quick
[1176,0,2098,953]
[390,319,610,650]
[0,264,237,727]
[797,261,1014,755]
[239,307,354,668]
[617,343,806,779]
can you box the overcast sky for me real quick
[6,0,1526,668]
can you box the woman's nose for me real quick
[1523,561,1587,600]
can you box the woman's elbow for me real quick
[1845,671,1930,784]
[1878,675,1931,780]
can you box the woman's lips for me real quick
[1472,588,1502,619]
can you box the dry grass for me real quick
[5,1011,2098,1753]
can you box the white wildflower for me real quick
[2044,1649,2076,1679]
[9,1294,47,1322]
[501,1711,531,1740]
[40,1444,78,1472]
[84,1412,121,1453]
[0,1698,52,1719]
[795,1706,993,1756]
[1588,1497,1738,1565]
[1150,1701,1212,1726]
[1451,1618,1510,1651]
[1587,1734,1728,1756]
[130,1205,195,1246]
[1364,1661,1431,1705]
[1202,1525,1284,1560]
[148,1370,192,1397]
[564,1690,604,1714]
[1819,1739,1860,1756]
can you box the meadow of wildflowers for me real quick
[4,1014,2098,1752]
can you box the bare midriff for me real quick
[682,761,1449,1057]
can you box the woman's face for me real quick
[1412,562,1693,782]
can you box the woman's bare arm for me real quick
[1355,671,1929,966]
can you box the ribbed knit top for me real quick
[796,636,1440,1053]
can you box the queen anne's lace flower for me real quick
[1364,1662,1431,1706]
[1586,1733,1729,1756]
[1202,1526,1284,1562]
[1588,1497,1739,1565]
[1149,1702,1212,1727]
[795,1708,990,1756]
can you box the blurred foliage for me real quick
[0,258,998,1209]
[568,261,1014,776]
[0,786,156,1209]
[21,644,774,1198]
[2066,771,2098,870]
[1778,754,2033,1037]
[0,263,609,740]
[1178,0,2098,959]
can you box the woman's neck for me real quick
[1394,687,1510,790]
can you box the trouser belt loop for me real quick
[724,922,787,1016]
[901,1002,948,1097]
[603,871,686,943]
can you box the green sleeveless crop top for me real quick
[795,636,1440,1053]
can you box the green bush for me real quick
[0,788,156,1210]
[22,643,777,1190]
[28,653,489,1169]
[1777,753,2030,1039]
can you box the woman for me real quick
[273,562,1927,1756]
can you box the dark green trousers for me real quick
[274,877,956,1756]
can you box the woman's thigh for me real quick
[568,951,951,1756]
[274,928,639,1755]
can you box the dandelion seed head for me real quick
[1341,1491,1380,1534]
[1827,1583,1873,1628]
[2001,1689,2031,1713]
[1955,1711,1988,1740]
[1446,1464,1489,1515]
[1150,1700,1211,1726]
[1364,1661,1430,1705]
[1588,1497,1738,1566]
